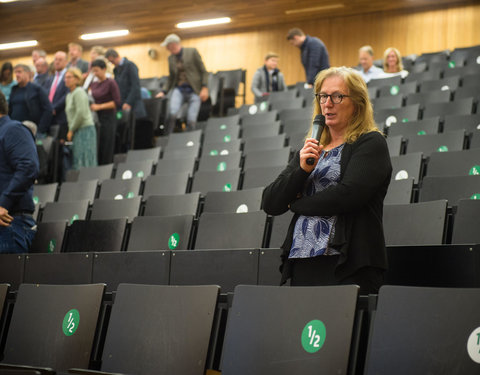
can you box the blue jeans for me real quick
[0,215,37,254]
[168,87,201,133]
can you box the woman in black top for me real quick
[262,66,392,294]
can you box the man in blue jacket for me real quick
[287,28,330,88]
[9,64,52,136]
[0,91,39,253]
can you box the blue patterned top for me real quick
[289,144,344,258]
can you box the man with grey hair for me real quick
[156,33,209,133]
[33,57,51,91]
[9,64,52,136]
[358,45,384,83]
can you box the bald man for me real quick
[47,51,70,140]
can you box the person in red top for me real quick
[90,58,121,165]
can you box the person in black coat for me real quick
[262,66,392,294]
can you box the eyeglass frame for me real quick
[314,93,350,104]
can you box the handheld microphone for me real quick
[306,114,326,165]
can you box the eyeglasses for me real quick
[315,93,350,104]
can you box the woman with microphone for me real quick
[262,66,392,294]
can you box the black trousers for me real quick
[290,255,384,295]
[97,110,117,165]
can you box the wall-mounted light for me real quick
[0,39,37,50]
[176,17,231,29]
[80,29,129,40]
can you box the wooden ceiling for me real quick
[0,0,474,58]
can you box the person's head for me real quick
[34,57,49,75]
[264,52,279,71]
[358,45,374,72]
[312,66,379,145]
[68,42,83,60]
[1,62,13,83]
[90,45,105,61]
[286,28,306,48]
[0,91,8,116]
[105,48,121,66]
[13,64,31,87]
[31,49,46,63]
[161,33,182,55]
[64,67,83,90]
[53,51,68,72]
[91,58,108,79]
[383,47,403,73]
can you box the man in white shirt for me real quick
[358,45,384,83]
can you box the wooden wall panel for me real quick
[2,3,479,104]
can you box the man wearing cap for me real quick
[156,33,209,133]
[0,91,39,253]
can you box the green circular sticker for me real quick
[168,233,179,250]
[223,183,232,192]
[260,102,268,111]
[471,194,480,200]
[36,140,43,146]
[217,162,227,172]
[301,320,326,353]
[127,191,135,198]
[417,130,426,135]
[210,150,219,156]
[223,135,231,143]
[136,170,145,178]
[33,196,39,204]
[116,111,123,120]
[48,239,56,253]
[390,85,399,95]
[469,166,480,175]
[401,118,409,123]
[70,214,79,224]
[448,61,456,68]
[62,309,80,336]
[220,124,227,130]
[437,145,449,152]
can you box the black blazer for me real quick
[262,131,392,284]
[113,58,146,119]
[48,73,69,139]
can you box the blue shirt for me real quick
[9,86,29,122]
[0,115,39,213]
[289,144,344,258]
[358,65,384,83]
[301,35,330,85]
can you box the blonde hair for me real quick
[310,66,381,145]
[265,52,279,61]
[68,42,83,53]
[90,45,106,56]
[66,67,83,86]
[383,47,404,73]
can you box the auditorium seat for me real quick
[202,125,241,144]
[451,199,480,243]
[143,192,201,217]
[242,165,285,189]
[470,130,480,149]
[68,284,218,375]
[64,218,128,252]
[377,81,418,97]
[127,215,194,251]
[32,183,58,207]
[405,90,451,106]
[153,156,196,175]
[77,164,114,182]
[405,130,466,156]
[194,211,267,249]
[288,132,308,151]
[191,169,241,194]
[375,104,420,128]
[267,90,298,104]
[90,197,141,222]
[0,283,104,373]
[410,61,428,73]
[443,113,480,133]
[454,86,480,101]
[115,160,154,180]
[221,285,359,375]
[0,255,24,290]
[166,129,202,148]
[384,178,414,204]
[390,152,424,183]
[202,139,242,156]
[282,119,311,138]
[241,110,278,126]
[205,114,240,129]
[404,69,442,83]
[368,86,378,99]
[125,146,161,163]
[41,200,90,224]
[419,76,460,92]
[98,177,142,200]
[426,148,480,177]
[385,135,404,156]
[388,117,440,137]
[30,220,68,253]
[364,286,480,375]
[460,73,480,88]
[162,141,201,159]
[197,152,242,172]
[419,175,480,206]
[423,97,474,120]
[266,211,294,248]
[279,107,312,124]
[371,95,404,110]
[241,121,281,139]
[142,172,190,197]
[243,147,291,169]
[270,97,304,111]
[243,134,286,153]
[203,187,264,214]
[57,179,98,203]
[368,75,402,88]
[383,200,448,245]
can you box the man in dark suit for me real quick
[156,33,209,133]
[9,64,52,136]
[48,51,69,140]
[67,42,89,74]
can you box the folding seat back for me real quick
[384,178,414,204]
[32,183,58,207]
[126,147,161,163]
[241,122,281,139]
[243,134,286,153]
[41,200,89,224]
[142,172,190,198]
[191,169,241,195]
[115,160,154,180]
[243,147,291,169]
[388,117,440,138]
[419,175,480,206]
[426,148,480,177]
[98,177,142,200]
[77,164,113,182]
[405,130,465,156]
[57,180,98,203]
[423,97,474,120]
[197,152,242,172]
[143,192,200,217]
[90,197,142,222]
[242,165,285,189]
[30,221,68,253]
[203,187,264,214]
[390,152,423,183]
[241,110,278,126]
[154,156,196,176]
